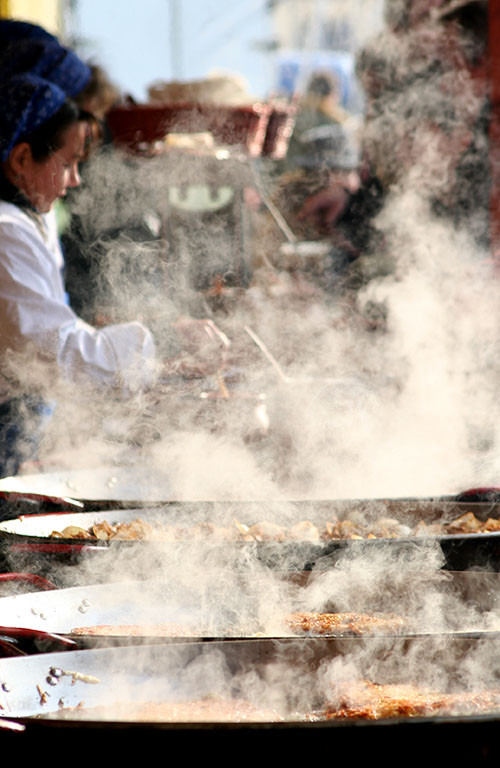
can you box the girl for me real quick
[0,74,226,477]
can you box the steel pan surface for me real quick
[1,571,500,646]
[0,467,174,503]
[3,638,500,721]
[2,500,500,571]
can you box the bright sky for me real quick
[73,0,274,101]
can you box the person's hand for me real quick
[297,184,350,229]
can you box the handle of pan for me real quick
[0,626,77,647]
[0,491,84,510]
[455,487,500,502]
[0,637,25,657]
[0,717,25,732]
[0,573,58,590]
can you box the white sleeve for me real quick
[0,213,156,392]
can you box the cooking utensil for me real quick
[0,467,175,507]
[3,499,500,573]
[244,326,291,383]
[2,634,500,763]
[0,573,499,648]
[0,573,57,591]
[0,490,84,521]
[0,626,77,655]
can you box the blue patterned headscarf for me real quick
[0,39,91,98]
[0,74,67,162]
[0,19,57,48]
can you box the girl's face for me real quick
[23,121,86,213]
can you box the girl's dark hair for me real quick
[20,98,91,162]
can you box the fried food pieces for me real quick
[316,681,500,720]
[286,612,408,636]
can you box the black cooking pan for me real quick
[2,639,500,763]
[2,499,500,573]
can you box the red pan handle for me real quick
[0,573,58,590]
[0,626,76,647]
[0,638,25,657]
[455,487,500,501]
[0,490,84,510]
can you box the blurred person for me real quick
[0,25,138,329]
[273,71,361,244]
[358,0,488,246]
[285,71,352,169]
[0,74,228,478]
[326,0,489,292]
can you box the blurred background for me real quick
[0,0,384,108]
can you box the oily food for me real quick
[50,519,155,541]
[70,623,199,637]
[286,612,409,636]
[312,680,500,720]
[48,510,500,543]
[57,695,284,722]
[53,685,500,723]
[71,612,407,638]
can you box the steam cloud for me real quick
[3,0,500,723]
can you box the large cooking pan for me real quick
[1,569,499,652]
[2,499,500,573]
[1,469,497,514]
[0,467,175,513]
[2,639,500,761]
[0,579,242,649]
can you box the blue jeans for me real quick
[0,396,54,478]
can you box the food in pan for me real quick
[50,519,156,541]
[52,684,500,723]
[70,623,199,637]
[311,680,500,720]
[56,695,284,722]
[286,612,409,636]
[71,612,407,639]
[48,510,500,543]
[443,512,500,534]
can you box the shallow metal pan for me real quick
[1,572,500,651]
[2,637,500,764]
[2,500,500,572]
[0,467,175,513]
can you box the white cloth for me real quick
[0,201,156,400]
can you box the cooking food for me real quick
[311,681,500,720]
[46,684,500,723]
[50,519,156,540]
[286,612,409,636]
[55,695,284,722]
[444,512,500,535]
[48,510,500,542]
[70,612,407,639]
[70,623,199,637]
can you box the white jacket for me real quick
[0,201,156,400]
